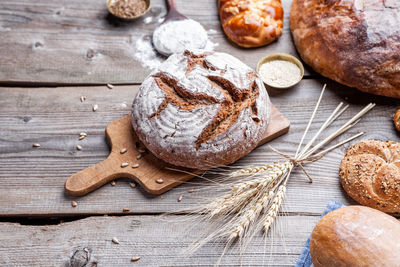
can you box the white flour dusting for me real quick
[134,27,218,70]
[152,19,208,56]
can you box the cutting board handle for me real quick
[65,155,133,196]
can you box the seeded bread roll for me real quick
[290,0,400,98]
[310,206,400,267]
[218,0,284,48]
[131,50,270,169]
[339,140,400,213]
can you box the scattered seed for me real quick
[80,132,87,137]
[111,181,116,186]
[122,208,130,212]
[93,104,98,111]
[79,135,86,140]
[131,257,140,262]
[132,163,139,168]
[32,143,40,147]
[137,154,143,160]
[121,162,129,168]
[80,95,87,102]
[156,178,164,184]
[106,83,114,89]
[129,182,136,188]
[138,148,146,153]
[120,148,127,154]
[71,201,77,207]
[76,145,82,150]
[178,195,183,202]
[112,237,119,244]
[188,189,195,193]
[160,196,165,199]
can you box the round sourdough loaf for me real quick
[290,0,400,98]
[132,50,270,169]
[340,140,400,213]
[310,206,400,267]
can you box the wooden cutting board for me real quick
[65,104,289,196]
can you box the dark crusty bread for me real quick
[218,0,283,48]
[290,0,400,98]
[131,50,270,169]
[310,206,400,267]
[340,140,400,213]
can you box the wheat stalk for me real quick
[180,85,374,263]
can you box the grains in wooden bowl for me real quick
[108,0,148,19]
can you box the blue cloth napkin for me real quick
[295,200,344,267]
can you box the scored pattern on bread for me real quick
[150,52,260,149]
[339,140,400,213]
[218,0,283,48]
[131,50,270,169]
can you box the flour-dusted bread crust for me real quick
[310,206,400,267]
[340,140,400,213]
[290,0,400,98]
[132,50,270,169]
[218,0,283,48]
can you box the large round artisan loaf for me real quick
[339,140,400,213]
[131,50,270,169]
[290,0,400,98]
[310,206,400,267]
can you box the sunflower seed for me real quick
[112,237,119,244]
[71,201,77,207]
[131,257,140,262]
[129,182,136,188]
[156,178,164,184]
[122,208,130,212]
[76,145,82,150]
[32,143,41,147]
[120,148,127,154]
[136,154,143,160]
[131,163,139,168]
[111,181,116,186]
[138,148,146,153]
[80,95,87,102]
[188,189,195,193]
[178,195,183,202]
[106,83,114,89]
[79,135,86,140]
[92,104,98,111]
[121,162,129,168]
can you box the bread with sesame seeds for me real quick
[339,140,400,213]
[131,50,270,169]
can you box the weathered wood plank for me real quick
[0,80,398,216]
[0,214,319,266]
[0,0,311,85]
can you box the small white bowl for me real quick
[256,53,304,89]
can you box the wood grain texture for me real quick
[0,80,399,216]
[0,214,319,266]
[0,0,311,85]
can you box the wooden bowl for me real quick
[107,0,151,20]
[256,53,304,89]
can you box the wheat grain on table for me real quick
[0,0,400,266]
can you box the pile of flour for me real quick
[134,20,218,70]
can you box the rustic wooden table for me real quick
[0,0,398,266]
